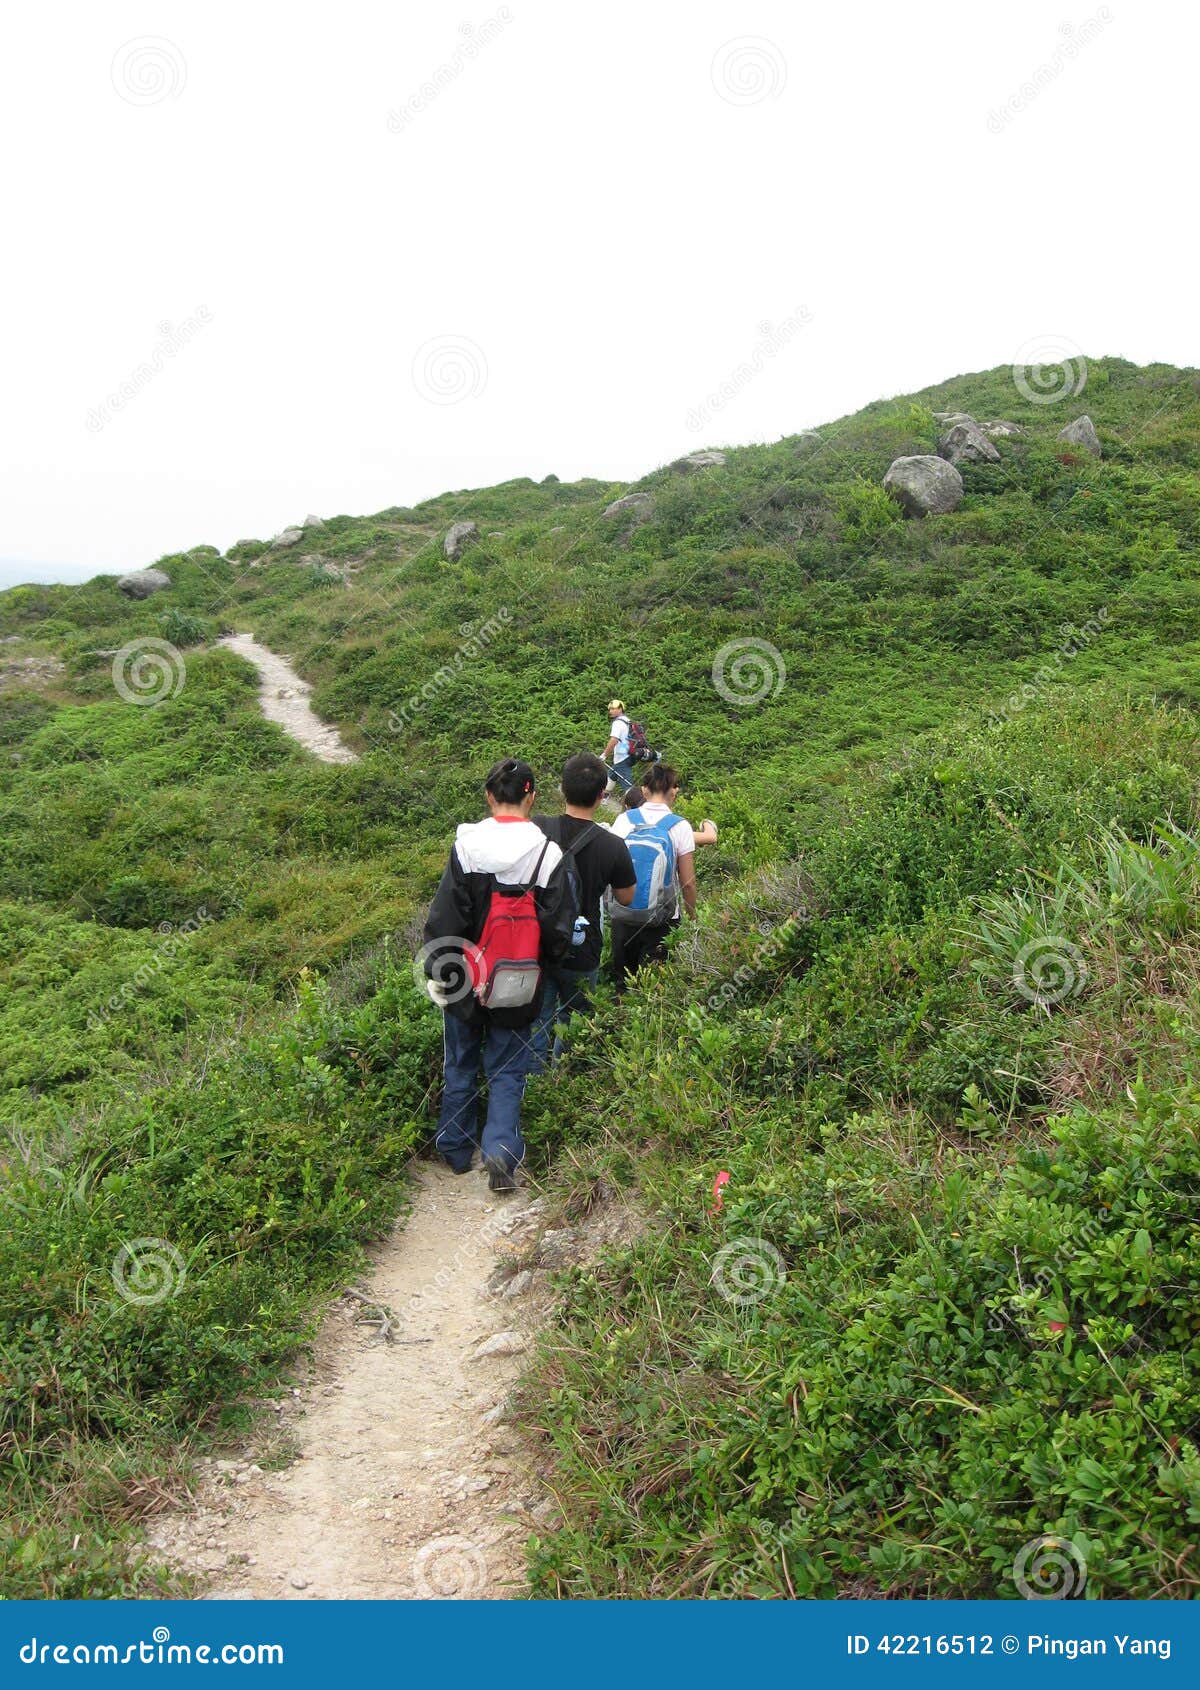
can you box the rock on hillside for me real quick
[1058,415,1102,456]
[883,455,964,518]
[602,493,654,523]
[116,568,171,599]
[937,419,1001,467]
[443,521,480,562]
[671,450,726,472]
[273,527,305,548]
[983,420,1025,438]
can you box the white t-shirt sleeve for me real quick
[669,818,696,857]
[611,715,631,757]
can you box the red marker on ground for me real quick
[710,1170,731,1214]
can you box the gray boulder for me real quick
[982,420,1025,438]
[116,568,171,599]
[932,411,976,426]
[443,520,480,562]
[303,513,325,529]
[883,455,964,518]
[602,493,654,523]
[273,526,305,547]
[795,431,822,452]
[671,450,726,472]
[937,420,1001,467]
[1058,415,1101,457]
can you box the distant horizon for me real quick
[0,557,108,591]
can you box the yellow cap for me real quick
[608,698,625,711]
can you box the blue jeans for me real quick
[435,1013,535,1173]
[610,756,637,791]
[530,964,599,1070]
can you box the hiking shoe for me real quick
[484,1156,517,1194]
[443,1154,475,1175]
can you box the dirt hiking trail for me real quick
[218,633,358,763]
[150,1166,557,1599]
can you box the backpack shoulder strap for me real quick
[626,807,644,827]
[558,824,591,860]
[530,839,550,885]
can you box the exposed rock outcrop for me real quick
[671,450,726,472]
[602,493,654,523]
[883,455,964,518]
[443,521,480,561]
[1058,415,1102,457]
[937,419,1001,467]
[116,568,171,599]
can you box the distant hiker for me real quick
[607,762,697,991]
[600,699,658,792]
[530,753,636,1066]
[422,758,577,1191]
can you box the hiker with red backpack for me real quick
[421,758,577,1192]
[600,699,658,793]
[607,762,698,991]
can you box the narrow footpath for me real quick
[149,1167,554,1599]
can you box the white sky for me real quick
[2,0,1195,588]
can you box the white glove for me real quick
[426,978,452,1008]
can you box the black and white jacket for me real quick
[422,816,578,1026]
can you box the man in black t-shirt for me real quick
[531,753,636,1067]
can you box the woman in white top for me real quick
[608,763,698,990]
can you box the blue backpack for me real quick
[611,808,681,924]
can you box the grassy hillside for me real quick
[2,356,1200,1596]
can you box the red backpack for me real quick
[627,719,652,760]
[465,842,549,1009]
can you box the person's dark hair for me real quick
[621,783,646,811]
[642,763,679,798]
[561,752,609,807]
[485,757,536,804]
